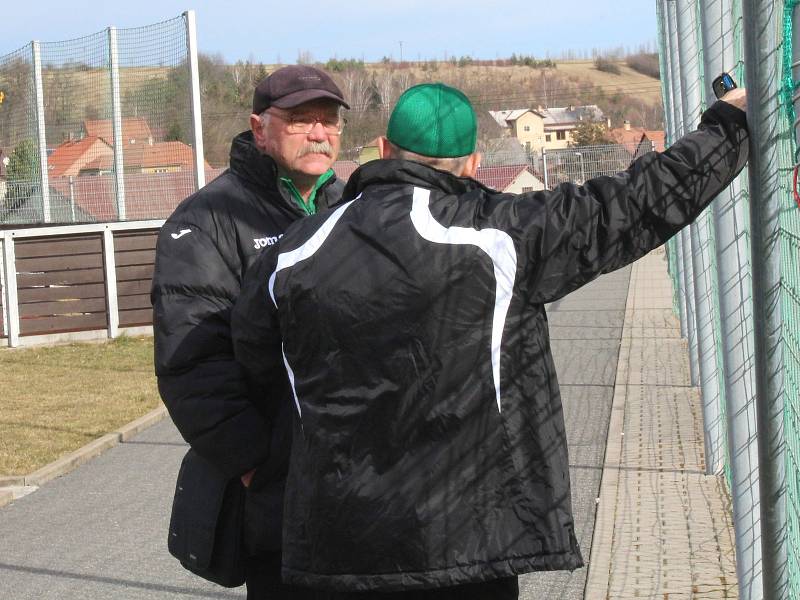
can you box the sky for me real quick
[2,1,657,64]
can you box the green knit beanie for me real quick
[387,83,477,158]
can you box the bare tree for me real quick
[339,69,373,111]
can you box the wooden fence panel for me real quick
[14,233,108,336]
[115,230,156,328]
[0,261,5,340]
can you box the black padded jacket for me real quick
[151,130,343,555]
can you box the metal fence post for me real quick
[541,147,549,189]
[102,228,119,339]
[677,0,725,473]
[185,10,205,191]
[108,27,126,221]
[0,237,5,339]
[659,0,689,338]
[699,0,762,596]
[1,233,20,347]
[668,0,701,387]
[31,41,51,224]
[741,1,788,597]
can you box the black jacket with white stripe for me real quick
[231,100,748,591]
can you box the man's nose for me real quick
[307,121,327,141]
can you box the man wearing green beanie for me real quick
[231,83,749,598]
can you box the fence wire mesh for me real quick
[660,0,800,595]
[0,14,200,226]
[0,45,39,224]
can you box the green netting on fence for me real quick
[779,1,800,596]
[780,2,800,595]
[658,0,800,590]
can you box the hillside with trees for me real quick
[0,51,663,169]
[196,52,664,165]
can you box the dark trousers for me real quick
[321,576,519,599]
[245,552,318,600]
[245,558,518,600]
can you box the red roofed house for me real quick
[84,117,153,146]
[47,136,113,178]
[43,118,211,222]
[476,164,545,193]
[607,120,666,156]
[79,139,203,175]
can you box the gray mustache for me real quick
[298,141,334,158]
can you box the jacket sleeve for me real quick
[230,246,287,417]
[151,219,271,479]
[504,100,749,304]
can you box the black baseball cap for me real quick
[252,65,349,114]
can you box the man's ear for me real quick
[460,152,481,178]
[250,113,266,146]
[378,136,393,159]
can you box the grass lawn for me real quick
[0,335,160,476]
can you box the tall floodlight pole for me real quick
[741,0,788,598]
[676,0,725,474]
[699,0,762,596]
[668,0,701,388]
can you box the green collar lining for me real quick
[280,169,335,215]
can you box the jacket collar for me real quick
[341,159,491,204]
[229,130,281,190]
[228,130,341,212]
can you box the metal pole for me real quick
[185,10,206,191]
[677,0,725,472]
[108,27,126,221]
[0,237,6,339]
[574,151,585,183]
[699,0,762,596]
[68,175,76,222]
[669,0,701,387]
[2,234,20,347]
[657,0,676,146]
[102,229,119,339]
[31,41,51,224]
[668,0,692,345]
[541,147,549,189]
[741,0,788,597]
[659,0,689,337]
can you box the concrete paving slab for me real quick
[552,339,622,386]
[547,311,625,329]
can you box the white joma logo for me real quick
[171,229,192,240]
[254,235,281,249]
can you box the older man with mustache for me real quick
[151,65,349,599]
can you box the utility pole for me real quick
[399,41,403,63]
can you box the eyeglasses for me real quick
[267,110,346,135]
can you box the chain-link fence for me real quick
[658,1,800,598]
[0,13,204,226]
[333,141,648,192]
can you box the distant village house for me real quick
[489,105,606,151]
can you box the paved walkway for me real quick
[0,249,738,599]
[584,248,738,599]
